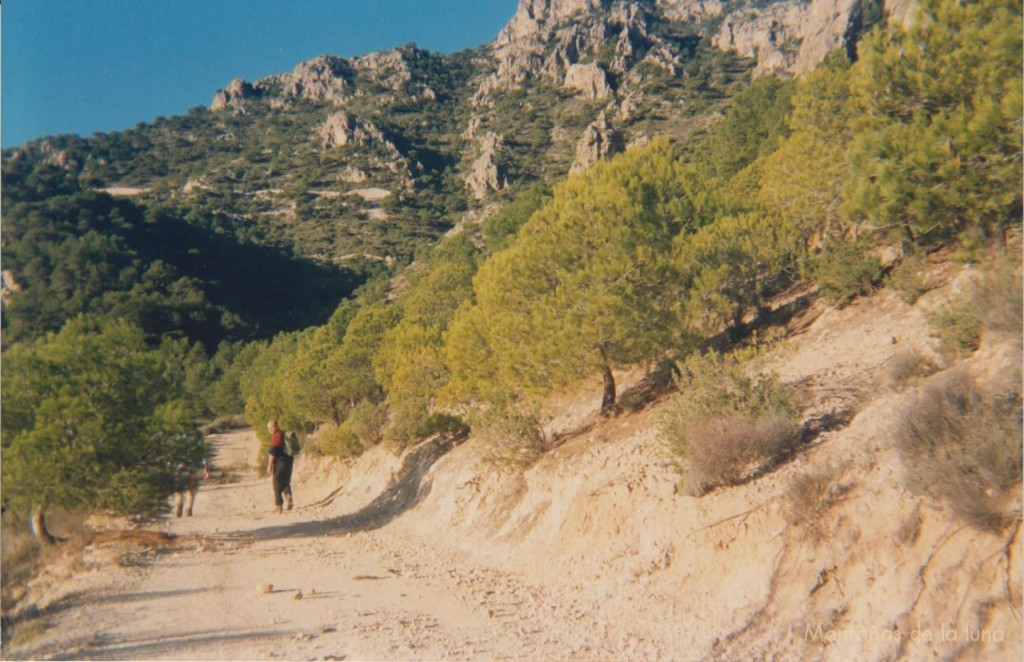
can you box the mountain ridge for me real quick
[6,0,907,269]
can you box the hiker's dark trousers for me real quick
[272,454,293,507]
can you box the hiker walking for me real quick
[266,420,294,514]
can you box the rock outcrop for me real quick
[465,132,507,200]
[475,0,659,102]
[571,111,622,173]
[240,55,353,106]
[210,45,437,111]
[210,77,259,112]
[563,62,613,100]
[319,112,391,151]
[476,0,916,98]
[711,0,914,75]
[655,0,724,23]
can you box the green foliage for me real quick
[931,307,977,356]
[0,170,363,349]
[288,301,399,426]
[318,424,364,459]
[446,140,706,406]
[343,400,390,449]
[203,341,257,417]
[808,238,882,306]
[374,234,480,444]
[894,368,1022,531]
[482,182,552,252]
[660,351,800,495]
[676,212,798,336]
[844,0,1023,245]
[696,75,796,181]
[1,316,206,515]
[239,331,305,440]
[756,56,856,246]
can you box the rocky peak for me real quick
[209,45,442,112]
[353,44,437,96]
[476,0,657,102]
[278,55,354,104]
[496,0,612,45]
[479,0,916,99]
[211,77,258,112]
[210,55,354,110]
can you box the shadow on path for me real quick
[49,626,291,661]
[237,433,464,542]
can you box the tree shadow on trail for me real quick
[236,434,464,542]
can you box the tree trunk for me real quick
[901,222,916,245]
[600,363,617,417]
[30,505,57,546]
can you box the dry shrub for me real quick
[929,254,1022,357]
[784,463,849,542]
[886,348,937,388]
[680,414,800,494]
[473,401,550,471]
[973,253,1023,337]
[895,504,922,546]
[894,368,1022,532]
[661,351,801,495]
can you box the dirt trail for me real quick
[9,429,616,661]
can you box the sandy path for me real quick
[10,429,619,661]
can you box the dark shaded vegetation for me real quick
[1,163,366,349]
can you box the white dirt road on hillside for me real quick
[8,428,634,661]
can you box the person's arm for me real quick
[267,453,274,476]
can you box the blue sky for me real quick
[1,0,518,148]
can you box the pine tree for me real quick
[845,0,1023,245]
[1,316,204,540]
[446,140,706,414]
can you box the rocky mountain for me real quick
[4,0,905,267]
